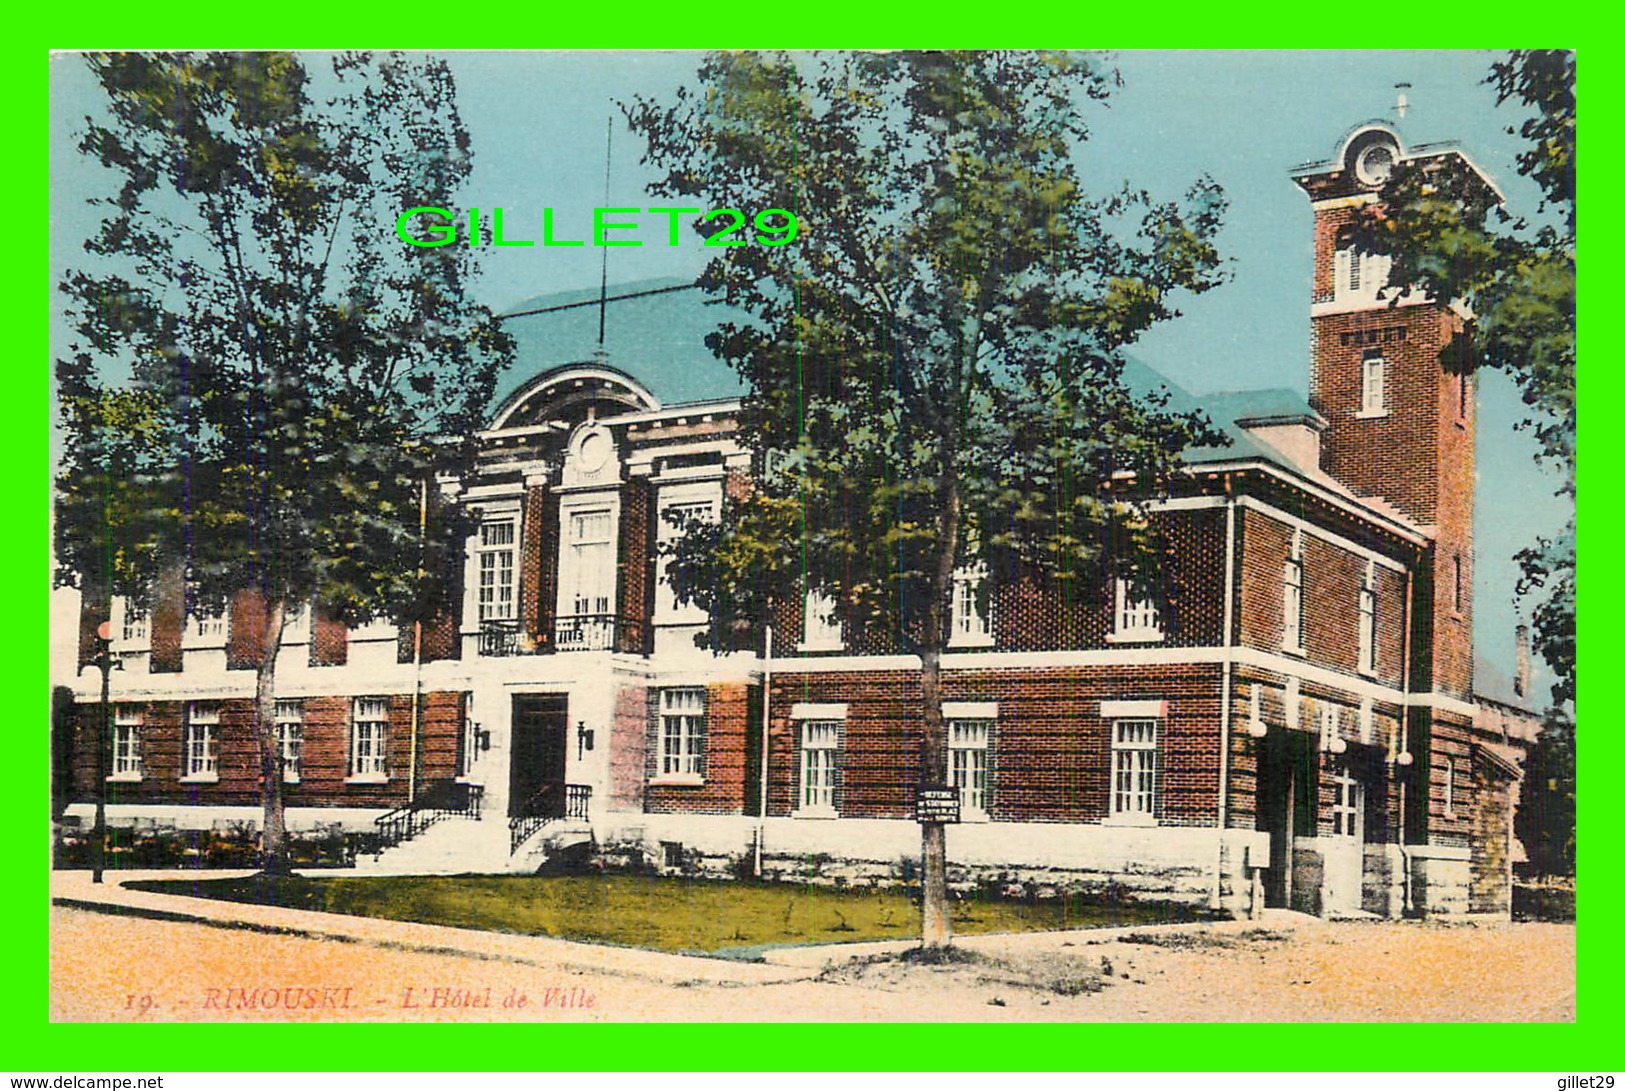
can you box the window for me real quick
[477,519,517,622]
[1359,353,1386,416]
[1282,529,1305,652]
[111,704,142,780]
[1358,560,1378,675]
[117,595,149,645]
[1335,235,1391,301]
[566,509,614,618]
[801,587,843,650]
[657,499,717,620]
[1110,578,1163,642]
[350,697,390,780]
[949,566,993,647]
[798,720,841,815]
[948,719,991,819]
[1443,755,1456,818]
[1110,719,1158,820]
[275,699,304,784]
[1452,554,1465,614]
[190,600,226,640]
[183,702,220,781]
[282,600,310,644]
[658,688,707,780]
[1456,370,1470,421]
[1329,756,1362,837]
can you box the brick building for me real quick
[58,120,1528,916]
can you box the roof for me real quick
[494,277,745,410]
[492,280,1412,528]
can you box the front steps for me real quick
[344,816,595,876]
[348,817,512,876]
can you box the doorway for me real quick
[1320,753,1366,914]
[510,694,569,819]
[1258,729,1315,911]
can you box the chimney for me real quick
[1514,623,1531,698]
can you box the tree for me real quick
[56,51,513,873]
[1356,49,1575,706]
[628,50,1228,947]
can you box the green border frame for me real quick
[16,6,1614,1071]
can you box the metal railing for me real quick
[508,783,592,854]
[372,779,484,854]
[477,617,645,656]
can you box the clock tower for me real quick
[1292,122,1499,701]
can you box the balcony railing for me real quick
[477,616,645,656]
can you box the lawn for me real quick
[127,873,1199,956]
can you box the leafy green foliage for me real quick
[628,51,1228,650]
[56,51,513,870]
[57,51,512,621]
[1515,709,1576,876]
[1356,49,1575,705]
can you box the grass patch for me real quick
[126,873,1198,956]
[1115,927,1289,950]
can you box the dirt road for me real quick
[49,906,1573,1022]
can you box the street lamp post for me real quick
[90,620,116,885]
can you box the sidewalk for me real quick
[51,869,1313,984]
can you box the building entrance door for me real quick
[510,694,569,819]
[1321,754,1366,915]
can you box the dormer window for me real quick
[1109,578,1163,644]
[949,565,993,648]
[1358,352,1387,418]
[800,587,843,651]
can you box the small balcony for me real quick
[476,616,646,656]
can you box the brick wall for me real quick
[1235,507,1407,687]
[763,665,1225,826]
[70,691,466,811]
[616,479,652,654]
[310,604,348,667]
[643,682,754,815]
[520,483,547,641]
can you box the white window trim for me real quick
[476,516,520,624]
[276,699,304,785]
[1282,529,1306,655]
[280,600,311,646]
[460,496,523,634]
[1107,578,1163,644]
[180,702,220,783]
[793,715,843,819]
[183,596,228,649]
[1335,243,1394,306]
[111,594,150,651]
[1356,353,1389,419]
[652,686,708,785]
[109,705,143,782]
[948,717,992,822]
[798,587,844,652]
[654,481,722,626]
[947,564,994,649]
[1357,560,1378,676]
[1106,717,1159,826]
[556,494,621,628]
[347,696,390,784]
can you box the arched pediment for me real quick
[489,362,660,431]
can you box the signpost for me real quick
[915,786,961,825]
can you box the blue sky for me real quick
[48,49,1571,694]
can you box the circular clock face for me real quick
[1355,141,1397,187]
[577,429,611,472]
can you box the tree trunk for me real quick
[919,642,950,948]
[256,597,289,875]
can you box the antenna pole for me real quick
[598,113,612,349]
